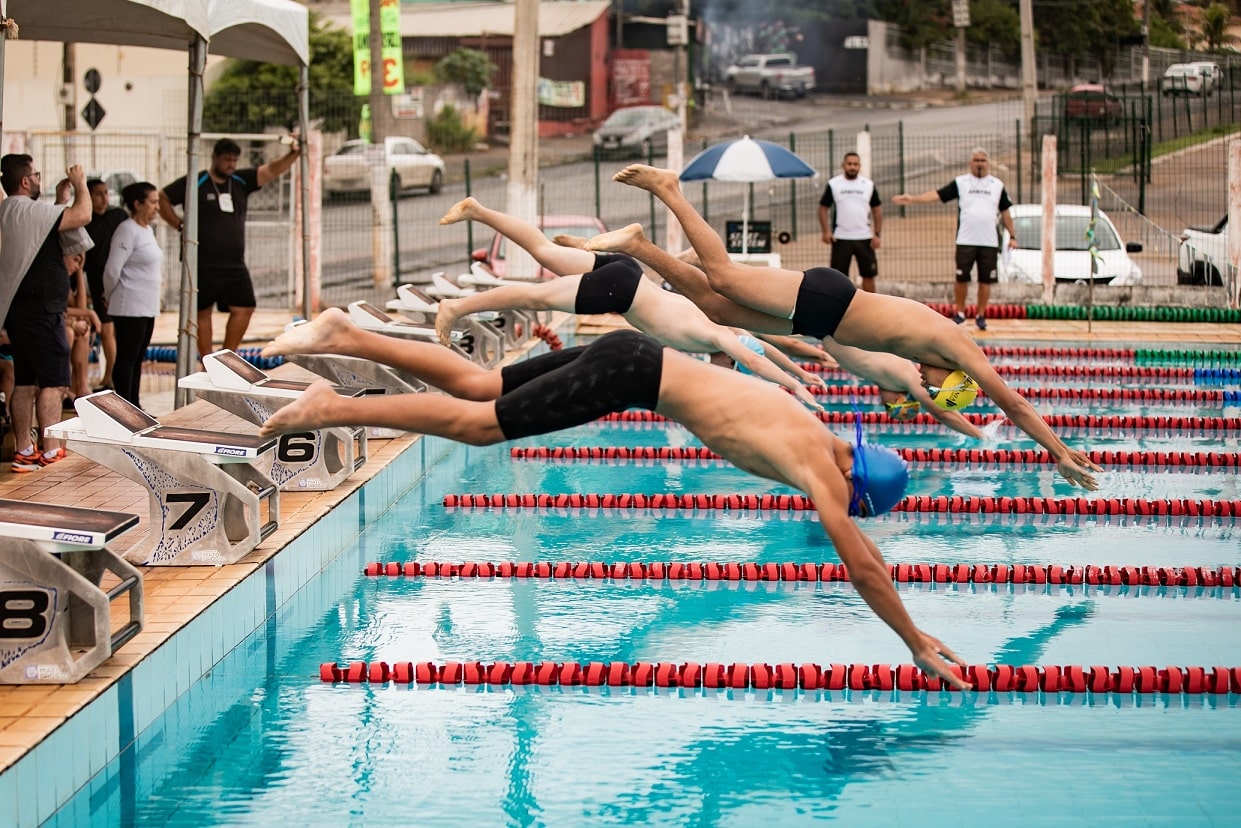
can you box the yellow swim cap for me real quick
[930,371,979,410]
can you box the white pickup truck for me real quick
[724,53,816,99]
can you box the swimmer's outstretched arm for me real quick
[712,329,823,411]
[904,383,985,439]
[757,334,838,369]
[733,330,827,389]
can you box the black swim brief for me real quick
[574,254,644,315]
[495,329,664,440]
[789,267,857,339]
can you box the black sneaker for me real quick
[952,312,966,325]
[976,315,988,331]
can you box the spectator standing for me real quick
[103,182,164,409]
[893,148,1017,331]
[818,152,882,293]
[84,178,128,391]
[158,136,300,359]
[0,156,91,472]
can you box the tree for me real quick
[1032,0,1141,76]
[965,0,1020,57]
[873,0,952,51]
[203,13,362,135]
[1199,2,1239,51]
[433,49,498,98]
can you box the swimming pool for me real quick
[34,339,1241,825]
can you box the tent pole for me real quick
[0,1,9,151]
[175,35,206,409]
[298,63,311,320]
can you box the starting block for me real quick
[46,391,279,566]
[348,300,503,368]
[387,281,530,350]
[0,499,143,683]
[178,350,370,492]
[424,270,474,298]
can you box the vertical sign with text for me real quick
[352,0,405,96]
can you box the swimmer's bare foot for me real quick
[259,381,339,438]
[262,307,356,358]
[584,223,647,254]
[439,196,482,226]
[613,165,681,197]
[551,233,590,250]
[434,297,463,346]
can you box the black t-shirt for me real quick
[84,207,128,281]
[163,167,261,273]
[10,214,70,315]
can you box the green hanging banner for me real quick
[352,0,405,96]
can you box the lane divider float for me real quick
[798,363,1241,382]
[319,660,1241,694]
[509,446,1241,468]
[363,559,1240,588]
[597,410,1241,430]
[443,493,1241,517]
[806,384,1237,404]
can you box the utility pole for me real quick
[367,0,394,143]
[1141,0,1151,88]
[952,0,970,93]
[62,43,76,131]
[1019,0,1036,135]
[506,0,540,279]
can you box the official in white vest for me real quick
[894,148,1017,331]
[818,152,882,293]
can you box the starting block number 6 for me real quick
[277,432,318,464]
[0,590,52,640]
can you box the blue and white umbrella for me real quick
[679,135,816,253]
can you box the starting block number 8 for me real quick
[0,590,52,640]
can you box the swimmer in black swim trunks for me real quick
[435,198,824,410]
[604,165,1102,491]
[258,308,971,691]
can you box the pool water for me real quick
[46,343,1241,826]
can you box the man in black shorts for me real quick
[893,149,1017,330]
[602,164,1101,492]
[818,152,882,293]
[258,307,970,692]
[158,136,300,358]
[0,157,92,471]
[84,178,128,391]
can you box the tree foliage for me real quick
[873,0,951,50]
[964,0,1020,56]
[1031,0,1141,74]
[1199,2,1238,51]
[203,13,361,135]
[433,49,498,98]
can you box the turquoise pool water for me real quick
[40,342,1241,826]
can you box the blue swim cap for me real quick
[849,443,910,517]
[734,335,766,374]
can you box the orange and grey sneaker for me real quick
[38,448,68,467]
[11,449,42,473]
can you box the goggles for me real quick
[883,396,921,422]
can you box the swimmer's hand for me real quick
[793,385,825,413]
[796,369,828,390]
[1057,450,1103,491]
[977,418,1005,442]
[911,632,970,691]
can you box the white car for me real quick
[323,137,445,199]
[999,204,1143,286]
[1161,63,1207,96]
[1178,215,1229,287]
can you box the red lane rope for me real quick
[509,446,1241,468]
[441,491,1241,518]
[596,410,1241,430]
[799,364,1203,379]
[807,385,1228,403]
[363,559,1241,588]
[320,660,1241,694]
[442,493,1241,517]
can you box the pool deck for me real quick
[0,307,1238,777]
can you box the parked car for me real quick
[1177,215,1229,286]
[1161,63,1207,96]
[999,204,1143,286]
[322,137,444,200]
[472,214,607,280]
[724,53,816,99]
[1187,61,1221,95]
[1063,84,1123,125]
[592,106,682,159]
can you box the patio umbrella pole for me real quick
[175,35,206,409]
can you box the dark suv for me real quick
[1064,84,1123,126]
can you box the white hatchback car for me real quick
[999,204,1143,285]
[1177,215,1229,286]
[323,137,445,199]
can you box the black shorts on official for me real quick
[789,267,858,340]
[955,245,999,284]
[198,268,258,313]
[495,329,664,440]
[830,238,878,280]
[6,310,71,388]
[574,254,645,315]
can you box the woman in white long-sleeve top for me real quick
[102,182,163,408]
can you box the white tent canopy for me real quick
[1,0,310,407]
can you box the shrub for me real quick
[426,104,480,153]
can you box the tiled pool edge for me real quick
[0,433,456,828]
